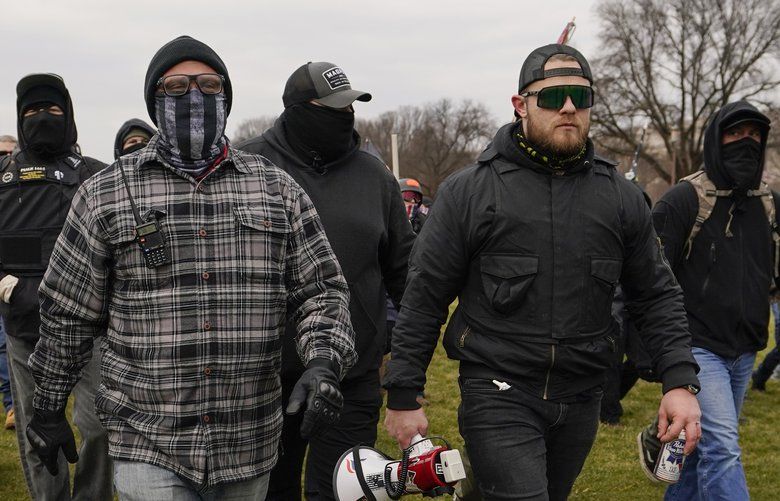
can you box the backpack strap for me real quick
[681,171,780,278]
[680,170,731,259]
[750,183,780,279]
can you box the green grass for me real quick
[1,337,778,500]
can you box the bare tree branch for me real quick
[591,0,780,185]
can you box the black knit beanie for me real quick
[144,35,232,124]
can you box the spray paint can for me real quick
[653,430,686,483]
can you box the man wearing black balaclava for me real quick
[640,101,774,500]
[113,118,156,159]
[238,62,414,501]
[27,36,357,501]
[0,73,111,501]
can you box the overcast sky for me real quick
[0,0,601,161]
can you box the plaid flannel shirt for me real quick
[29,135,356,486]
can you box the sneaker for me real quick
[752,371,766,392]
[637,420,662,483]
[4,408,14,430]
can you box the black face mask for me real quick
[283,102,355,165]
[722,137,763,190]
[22,113,67,156]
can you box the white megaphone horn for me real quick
[333,434,466,501]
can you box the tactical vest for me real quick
[0,153,89,275]
[680,170,780,277]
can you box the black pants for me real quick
[266,371,382,501]
[458,378,601,501]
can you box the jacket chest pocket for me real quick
[581,257,622,332]
[234,205,291,283]
[480,254,538,316]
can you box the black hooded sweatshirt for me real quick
[0,81,105,343]
[237,117,414,381]
[113,118,156,159]
[652,101,775,358]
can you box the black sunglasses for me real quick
[520,85,594,110]
[156,73,225,97]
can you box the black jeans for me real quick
[458,378,601,501]
[265,371,382,501]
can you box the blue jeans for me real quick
[458,377,601,501]
[113,460,270,501]
[665,347,755,501]
[0,316,13,412]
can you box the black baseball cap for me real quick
[721,108,771,132]
[518,44,593,93]
[282,61,371,109]
[16,73,69,115]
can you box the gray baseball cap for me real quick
[282,61,372,109]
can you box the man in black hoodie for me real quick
[238,62,414,500]
[645,101,773,500]
[383,44,701,500]
[113,118,156,159]
[0,74,111,500]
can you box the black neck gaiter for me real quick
[282,103,355,166]
[22,113,68,157]
[154,91,227,176]
[722,138,762,190]
[514,122,586,170]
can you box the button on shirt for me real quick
[29,136,356,487]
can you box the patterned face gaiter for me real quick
[154,90,227,175]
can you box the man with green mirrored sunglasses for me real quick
[384,43,701,501]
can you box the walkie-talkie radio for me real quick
[135,220,170,268]
[118,162,171,269]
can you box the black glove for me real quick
[26,409,78,476]
[285,359,343,439]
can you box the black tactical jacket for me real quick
[384,122,699,408]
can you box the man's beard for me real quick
[525,112,588,159]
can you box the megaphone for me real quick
[333,434,466,500]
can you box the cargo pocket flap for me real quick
[481,254,539,279]
[590,257,622,284]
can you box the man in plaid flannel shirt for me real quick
[26,36,356,500]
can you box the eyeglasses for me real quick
[156,73,225,97]
[520,85,594,110]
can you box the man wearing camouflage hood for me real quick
[0,73,111,500]
[28,36,356,500]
